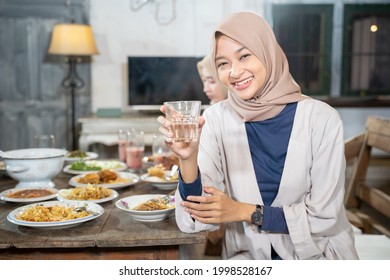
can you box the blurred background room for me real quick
[0,0,389,260]
[0,0,389,152]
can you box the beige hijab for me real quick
[212,12,309,122]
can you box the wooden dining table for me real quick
[0,167,206,260]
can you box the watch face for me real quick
[251,205,263,226]
[251,210,263,226]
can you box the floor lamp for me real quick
[48,23,99,150]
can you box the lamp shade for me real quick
[48,24,99,56]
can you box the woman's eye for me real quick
[217,61,229,69]
[240,54,251,60]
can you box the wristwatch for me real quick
[251,204,263,226]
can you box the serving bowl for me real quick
[1,148,66,188]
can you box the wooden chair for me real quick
[344,132,365,229]
[344,116,390,237]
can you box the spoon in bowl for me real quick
[165,164,178,181]
[74,204,99,216]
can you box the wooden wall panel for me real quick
[0,0,91,151]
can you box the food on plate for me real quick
[98,169,118,183]
[16,204,90,222]
[67,150,88,158]
[133,196,175,211]
[144,156,154,163]
[147,164,165,178]
[6,189,54,199]
[147,164,178,182]
[69,160,125,172]
[62,185,111,201]
[153,154,179,170]
[70,161,102,171]
[76,170,130,184]
[77,173,100,184]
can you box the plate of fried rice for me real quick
[7,201,104,228]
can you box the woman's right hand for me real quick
[156,105,205,161]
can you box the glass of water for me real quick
[164,100,201,143]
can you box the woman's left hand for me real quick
[181,186,254,224]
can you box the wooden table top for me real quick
[0,170,206,251]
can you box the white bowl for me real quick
[116,194,175,222]
[1,148,66,188]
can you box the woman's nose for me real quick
[203,82,211,93]
[229,63,243,78]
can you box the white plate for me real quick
[0,187,58,203]
[7,201,104,229]
[63,160,128,175]
[57,188,119,204]
[68,172,140,189]
[140,173,178,190]
[116,194,175,222]
[64,152,99,162]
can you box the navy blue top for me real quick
[178,103,297,234]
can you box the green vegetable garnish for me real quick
[67,150,88,158]
[70,161,101,171]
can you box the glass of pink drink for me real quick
[125,130,145,171]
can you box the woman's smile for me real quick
[232,76,253,90]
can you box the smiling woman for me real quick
[158,11,359,260]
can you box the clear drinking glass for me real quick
[152,134,171,168]
[164,100,201,143]
[118,129,128,162]
[33,134,56,148]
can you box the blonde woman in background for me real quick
[197,53,227,105]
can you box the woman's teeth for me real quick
[234,77,252,87]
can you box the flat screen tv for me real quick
[126,56,210,112]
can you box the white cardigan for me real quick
[174,98,359,260]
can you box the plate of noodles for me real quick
[115,194,175,222]
[7,201,104,229]
[68,170,139,189]
[57,185,119,204]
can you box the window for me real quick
[342,4,390,97]
[273,4,333,96]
